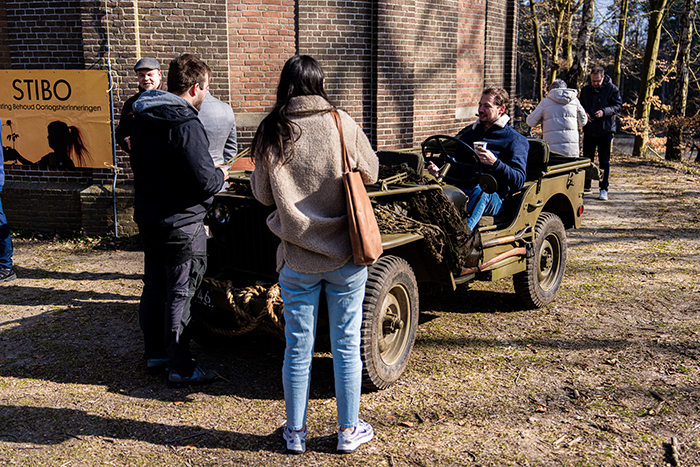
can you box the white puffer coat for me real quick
[527,88,587,157]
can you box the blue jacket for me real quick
[455,115,529,199]
[580,75,622,137]
[131,90,224,229]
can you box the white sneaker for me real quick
[599,189,608,200]
[283,424,306,454]
[337,419,374,454]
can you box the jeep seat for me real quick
[525,137,550,181]
[476,138,549,228]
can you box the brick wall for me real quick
[0,0,518,236]
[457,0,487,120]
[298,1,374,136]
[0,2,9,68]
[6,0,85,69]
[227,0,297,143]
[2,181,84,232]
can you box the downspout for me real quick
[105,2,119,237]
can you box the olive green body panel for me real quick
[376,156,589,288]
[210,144,589,292]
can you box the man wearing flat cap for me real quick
[115,57,166,153]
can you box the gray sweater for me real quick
[250,95,379,273]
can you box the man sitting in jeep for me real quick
[430,87,529,230]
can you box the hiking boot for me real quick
[168,363,218,387]
[599,189,608,200]
[146,358,170,375]
[282,424,306,454]
[0,267,16,283]
[337,419,374,454]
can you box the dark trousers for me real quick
[583,132,613,190]
[138,222,207,376]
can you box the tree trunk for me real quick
[665,0,695,161]
[632,0,669,158]
[531,0,545,101]
[612,0,628,89]
[548,0,567,85]
[562,1,576,73]
[566,0,594,90]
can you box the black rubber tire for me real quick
[513,212,567,309]
[361,256,419,391]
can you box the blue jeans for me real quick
[464,184,503,230]
[279,260,368,430]
[0,186,13,269]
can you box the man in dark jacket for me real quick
[130,53,228,386]
[430,87,528,230]
[580,66,622,200]
[115,57,166,153]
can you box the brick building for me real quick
[0,0,518,236]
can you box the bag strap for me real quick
[331,110,351,174]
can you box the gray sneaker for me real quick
[282,424,306,454]
[168,363,217,387]
[599,189,608,200]
[337,419,374,454]
[0,267,16,283]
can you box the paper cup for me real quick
[474,141,487,150]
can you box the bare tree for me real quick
[566,0,595,89]
[531,0,545,101]
[613,0,629,89]
[665,0,697,161]
[632,0,670,158]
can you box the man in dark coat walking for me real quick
[580,66,622,200]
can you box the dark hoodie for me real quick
[580,74,622,138]
[115,81,167,153]
[130,89,224,229]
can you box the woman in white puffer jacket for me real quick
[527,80,587,157]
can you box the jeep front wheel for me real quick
[361,256,419,391]
[513,212,567,308]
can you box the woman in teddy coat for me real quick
[250,55,379,455]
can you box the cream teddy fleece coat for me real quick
[250,95,379,273]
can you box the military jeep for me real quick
[192,135,591,391]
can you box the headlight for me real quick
[211,203,230,224]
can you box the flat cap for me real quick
[134,57,160,71]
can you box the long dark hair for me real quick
[251,55,331,166]
[48,121,90,167]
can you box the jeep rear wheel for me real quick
[361,256,419,391]
[513,212,567,308]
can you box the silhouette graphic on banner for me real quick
[36,121,91,169]
[2,119,91,169]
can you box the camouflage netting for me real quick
[226,164,472,270]
[374,164,472,270]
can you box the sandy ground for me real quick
[1,136,699,466]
